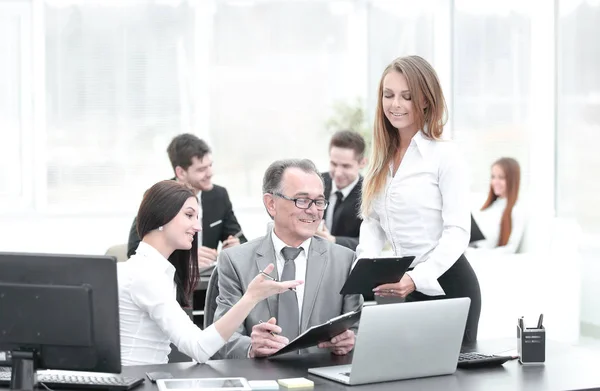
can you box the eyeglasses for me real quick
[272,192,329,211]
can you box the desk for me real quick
[123,339,600,391]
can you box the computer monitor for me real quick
[0,252,121,390]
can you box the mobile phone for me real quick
[146,371,174,383]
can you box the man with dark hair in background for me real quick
[127,133,247,267]
[315,130,367,251]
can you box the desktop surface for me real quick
[119,339,600,391]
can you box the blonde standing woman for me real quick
[356,55,481,344]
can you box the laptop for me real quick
[308,298,470,385]
[470,214,486,243]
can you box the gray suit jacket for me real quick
[213,232,363,359]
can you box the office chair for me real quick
[203,267,219,329]
[105,243,129,262]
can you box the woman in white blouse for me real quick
[472,157,525,253]
[118,180,302,365]
[357,55,481,343]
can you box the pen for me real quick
[233,231,244,239]
[259,320,277,337]
[259,271,276,281]
[259,271,296,292]
[537,313,544,329]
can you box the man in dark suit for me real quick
[127,134,247,267]
[315,130,367,251]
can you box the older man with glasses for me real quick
[212,159,363,359]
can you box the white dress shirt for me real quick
[118,242,225,366]
[472,198,526,254]
[325,176,360,231]
[270,231,310,322]
[356,131,471,296]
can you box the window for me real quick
[452,1,533,202]
[45,1,198,212]
[0,2,32,212]
[557,0,600,234]
[208,0,367,207]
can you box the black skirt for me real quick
[405,254,481,345]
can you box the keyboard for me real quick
[0,372,144,390]
[458,352,514,369]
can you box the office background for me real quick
[0,0,598,339]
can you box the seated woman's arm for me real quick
[129,272,225,363]
[130,264,299,363]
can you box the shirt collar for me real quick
[331,175,360,199]
[411,130,433,159]
[134,241,176,277]
[271,228,312,258]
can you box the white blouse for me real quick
[356,131,471,296]
[118,242,225,366]
[472,197,526,254]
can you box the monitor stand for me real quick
[10,351,36,391]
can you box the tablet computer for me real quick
[267,309,362,358]
[339,256,415,296]
[156,378,251,391]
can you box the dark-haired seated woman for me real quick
[118,180,302,366]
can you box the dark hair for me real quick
[329,130,366,160]
[481,157,521,247]
[166,133,212,172]
[262,158,322,195]
[136,180,200,307]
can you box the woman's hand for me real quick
[373,274,416,298]
[246,264,303,304]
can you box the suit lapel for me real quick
[331,176,362,234]
[200,192,213,246]
[323,173,332,199]
[255,231,278,316]
[300,237,328,332]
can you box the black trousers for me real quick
[405,254,481,345]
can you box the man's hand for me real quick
[249,317,289,358]
[317,329,355,355]
[314,224,336,243]
[198,246,218,268]
[222,235,241,250]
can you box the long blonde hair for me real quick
[361,55,448,216]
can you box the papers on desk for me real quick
[156,377,251,391]
[267,309,362,358]
[277,378,314,388]
[248,380,279,390]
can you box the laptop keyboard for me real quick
[0,371,144,390]
[332,352,514,379]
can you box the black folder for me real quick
[267,309,362,358]
[339,256,415,296]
